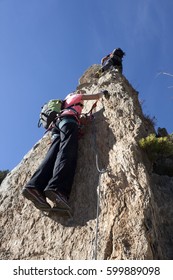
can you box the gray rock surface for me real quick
[1,66,173,260]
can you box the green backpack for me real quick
[38,99,64,129]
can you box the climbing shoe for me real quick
[22,187,51,210]
[45,190,70,210]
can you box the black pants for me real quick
[102,58,122,73]
[26,118,79,199]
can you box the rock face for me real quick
[0,66,173,260]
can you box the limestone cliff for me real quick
[1,66,173,260]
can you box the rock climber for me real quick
[96,48,125,77]
[22,90,108,211]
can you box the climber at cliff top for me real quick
[96,47,125,77]
[22,90,108,212]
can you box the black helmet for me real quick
[112,48,125,57]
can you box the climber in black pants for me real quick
[22,90,109,211]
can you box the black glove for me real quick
[101,90,109,99]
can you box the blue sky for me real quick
[0,0,173,171]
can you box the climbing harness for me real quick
[79,99,98,121]
[91,101,109,260]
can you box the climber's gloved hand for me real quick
[101,90,109,99]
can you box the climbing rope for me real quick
[80,85,109,259]
[91,104,109,260]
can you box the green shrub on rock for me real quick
[139,134,173,161]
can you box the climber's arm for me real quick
[81,90,109,101]
[81,92,103,101]
[101,54,110,65]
